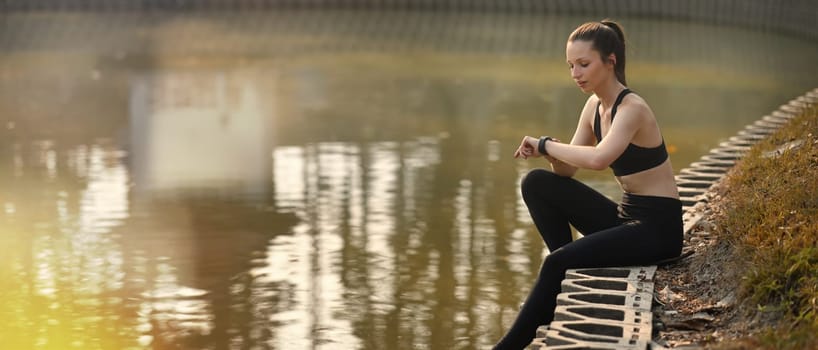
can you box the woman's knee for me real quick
[538,248,572,279]
[521,169,561,195]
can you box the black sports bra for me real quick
[594,89,668,176]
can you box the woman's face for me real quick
[565,40,613,93]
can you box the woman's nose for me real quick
[571,67,581,79]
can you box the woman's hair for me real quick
[568,20,627,85]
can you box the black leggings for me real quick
[494,169,683,349]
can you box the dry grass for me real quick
[711,101,818,349]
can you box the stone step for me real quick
[564,266,656,282]
[531,327,649,349]
[556,291,653,312]
[553,304,652,328]
[561,278,654,295]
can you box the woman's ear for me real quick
[608,53,616,67]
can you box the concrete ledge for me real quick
[561,278,654,295]
[566,266,656,281]
[557,291,654,312]
[549,322,650,343]
[532,328,649,349]
[554,305,652,328]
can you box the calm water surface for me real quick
[1,11,816,350]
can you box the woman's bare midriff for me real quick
[616,160,679,199]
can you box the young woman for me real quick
[494,20,683,349]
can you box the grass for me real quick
[712,99,818,349]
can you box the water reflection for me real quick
[1,142,141,350]
[1,10,817,350]
[129,69,272,194]
[265,139,519,349]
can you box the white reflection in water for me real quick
[45,149,57,179]
[31,144,131,298]
[312,142,359,346]
[402,137,441,249]
[33,240,57,297]
[454,178,473,288]
[265,144,362,348]
[140,262,213,339]
[76,145,130,294]
[364,142,398,313]
[4,202,14,214]
[80,145,129,232]
[515,163,535,224]
[13,144,24,178]
[34,140,56,175]
[66,144,90,179]
[273,146,305,209]
[264,139,455,348]
[506,228,533,273]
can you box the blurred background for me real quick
[0,1,816,349]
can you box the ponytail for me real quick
[600,20,626,46]
[568,19,627,86]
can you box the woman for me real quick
[494,20,683,349]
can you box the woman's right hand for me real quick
[513,136,541,159]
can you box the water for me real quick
[1,11,816,350]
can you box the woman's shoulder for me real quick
[579,94,601,122]
[586,94,601,106]
[620,92,654,118]
[581,94,601,114]
[623,90,647,105]
[615,93,656,130]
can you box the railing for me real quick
[2,0,816,40]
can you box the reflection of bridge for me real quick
[129,69,272,194]
[123,66,298,347]
[2,0,816,40]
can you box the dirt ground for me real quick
[651,185,779,349]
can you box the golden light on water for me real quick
[1,144,139,350]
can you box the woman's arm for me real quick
[546,101,644,171]
[514,95,598,177]
[548,97,599,176]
